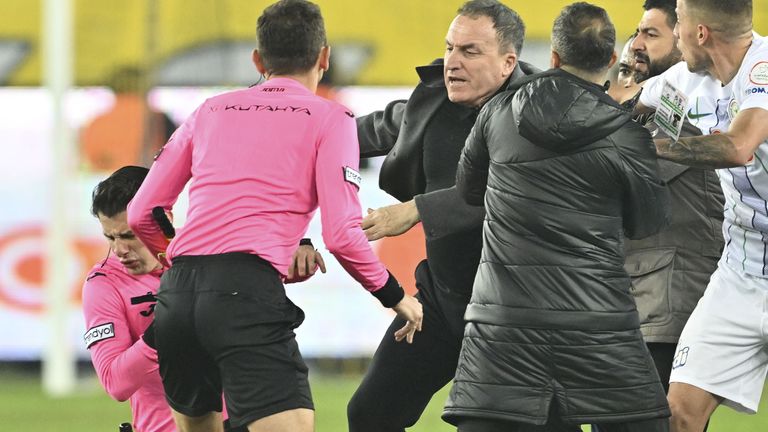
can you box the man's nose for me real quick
[630,35,644,52]
[444,50,459,69]
[113,239,129,256]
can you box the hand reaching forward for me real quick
[362,200,420,241]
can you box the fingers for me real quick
[316,253,327,273]
[361,214,374,230]
[287,259,296,279]
[365,228,382,241]
[393,320,421,344]
[393,322,411,342]
[297,254,308,277]
[362,214,381,241]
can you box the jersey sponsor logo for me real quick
[672,346,689,369]
[84,322,115,348]
[749,61,768,85]
[212,104,311,115]
[745,87,768,95]
[261,87,285,92]
[728,99,740,121]
[130,292,157,317]
[343,166,362,188]
[687,98,713,121]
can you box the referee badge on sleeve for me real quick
[343,166,362,189]
[84,322,115,348]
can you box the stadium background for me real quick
[1,0,767,430]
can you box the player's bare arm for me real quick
[655,108,768,168]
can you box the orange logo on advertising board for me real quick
[0,226,105,313]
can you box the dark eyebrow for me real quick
[638,25,661,33]
[104,231,135,239]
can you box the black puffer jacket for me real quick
[443,69,671,425]
[457,68,669,329]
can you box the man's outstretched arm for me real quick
[655,107,768,168]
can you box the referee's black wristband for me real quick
[299,238,314,247]
[371,271,405,308]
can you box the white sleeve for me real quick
[639,75,664,109]
[739,58,768,112]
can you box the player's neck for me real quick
[707,33,753,85]
[265,71,321,94]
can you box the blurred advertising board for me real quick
[0,85,425,359]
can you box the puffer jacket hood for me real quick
[512,68,631,152]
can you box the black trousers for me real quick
[647,343,675,394]
[347,260,467,432]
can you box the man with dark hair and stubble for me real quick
[630,0,682,83]
[634,0,768,431]
[345,1,536,430]
[443,3,671,431]
[624,0,724,404]
[597,3,725,431]
[127,1,423,431]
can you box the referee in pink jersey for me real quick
[127,1,423,431]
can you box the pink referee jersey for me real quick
[82,255,175,432]
[128,77,389,292]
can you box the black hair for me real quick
[552,2,616,74]
[91,165,149,218]
[256,0,327,75]
[685,0,752,38]
[642,0,677,29]
[457,0,526,55]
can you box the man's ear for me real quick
[502,52,518,78]
[252,49,268,75]
[697,24,709,46]
[551,50,562,69]
[318,46,330,73]
[607,50,618,69]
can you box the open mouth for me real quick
[633,53,650,69]
[447,77,467,85]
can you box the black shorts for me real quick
[154,252,313,428]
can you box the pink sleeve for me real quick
[127,106,198,260]
[315,108,389,291]
[82,276,159,402]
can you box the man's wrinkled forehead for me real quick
[446,14,499,48]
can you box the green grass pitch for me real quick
[1,371,765,431]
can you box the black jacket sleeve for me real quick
[414,186,485,241]
[616,124,671,239]
[356,99,407,158]
[456,105,492,207]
